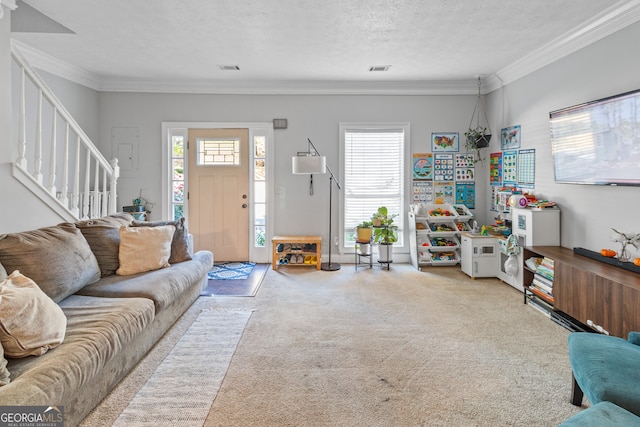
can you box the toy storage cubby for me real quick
[409,204,473,270]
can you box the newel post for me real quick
[109,158,119,215]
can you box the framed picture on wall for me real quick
[501,125,521,150]
[431,132,459,152]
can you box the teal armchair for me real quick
[568,331,640,416]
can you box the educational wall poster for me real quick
[412,153,433,180]
[433,153,454,181]
[501,125,521,150]
[412,181,434,203]
[434,182,455,205]
[502,150,518,185]
[489,152,503,183]
[518,149,535,185]
[431,133,459,152]
[490,183,502,212]
[455,183,476,208]
[455,153,475,182]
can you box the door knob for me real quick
[242,204,248,208]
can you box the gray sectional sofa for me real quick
[0,213,213,426]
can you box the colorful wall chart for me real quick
[412,181,434,203]
[502,150,518,185]
[518,149,535,185]
[412,153,433,180]
[455,153,475,182]
[501,125,521,150]
[455,183,476,208]
[433,153,454,181]
[434,182,455,205]
[431,133,459,152]
[489,152,503,183]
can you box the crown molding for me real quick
[97,78,480,95]
[11,39,101,90]
[11,0,640,95]
[484,0,640,93]
[0,0,17,19]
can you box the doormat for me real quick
[202,263,268,297]
[208,262,255,280]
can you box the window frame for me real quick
[339,122,411,254]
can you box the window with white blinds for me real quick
[341,124,407,247]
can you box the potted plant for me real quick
[355,220,373,254]
[465,126,491,149]
[356,220,373,242]
[465,76,492,164]
[372,207,398,262]
[464,126,491,164]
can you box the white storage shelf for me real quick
[409,204,472,269]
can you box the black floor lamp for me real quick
[291,138,342,271]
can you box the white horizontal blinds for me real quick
[344,128,404,234]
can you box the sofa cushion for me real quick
[132,217,193,263]
[3,295,155,404]
[78,250,213,313]
[116,225,176,276]
[0,271,67,358]
[76,213,133,276]
[0,344,9,386]
[0,223,100,302]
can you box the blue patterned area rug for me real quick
[202,262,268,297]
[208,262,255,280]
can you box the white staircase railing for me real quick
[11,41,118,221]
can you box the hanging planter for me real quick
[465,76,492,163]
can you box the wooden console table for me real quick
[523,246,640,338]
[272,235,322,270]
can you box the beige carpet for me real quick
[81,264,585,426]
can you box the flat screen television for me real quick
[550,88,640,186]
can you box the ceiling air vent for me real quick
[369,65,391,72]
[218,65,240,71]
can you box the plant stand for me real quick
[377,243,392,270]
[354,240,373,270]
[374,224,392,270]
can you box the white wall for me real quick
[484,21,640,259]
[97,93,480,255]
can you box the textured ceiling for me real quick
[9,0,637,93]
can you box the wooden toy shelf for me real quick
[272,235,322,270]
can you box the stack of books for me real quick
[530,257,555,304]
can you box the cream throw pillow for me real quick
[0,342,9,385]
[0,271,67,358]
[116,225,175,276]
